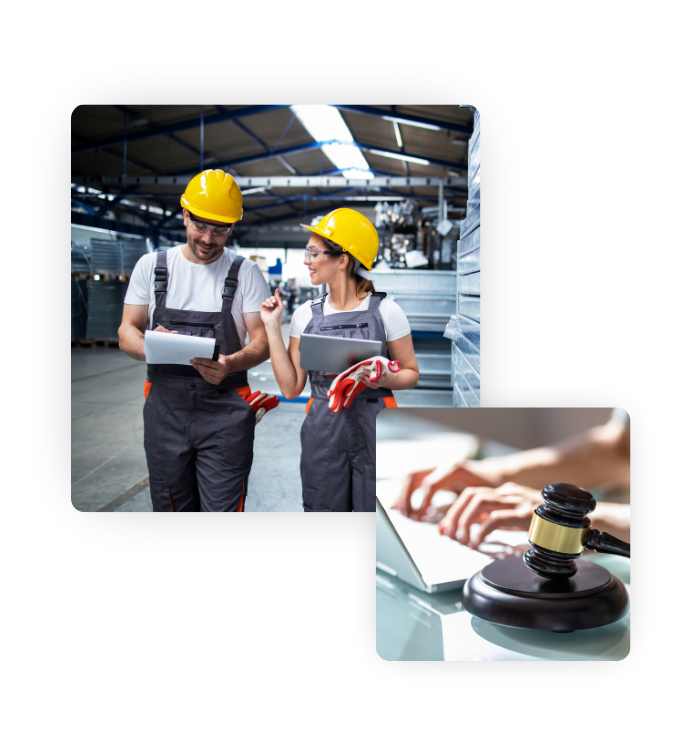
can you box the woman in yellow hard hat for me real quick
[260,208,419,512]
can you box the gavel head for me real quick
[523,483,596,580]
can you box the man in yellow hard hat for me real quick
[118,169,272,512]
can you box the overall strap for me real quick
[154,250,168,310]
[221,254,245,312]
[368,291,387,310]
[310,293,327,317]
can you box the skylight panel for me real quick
[292,105,374,180]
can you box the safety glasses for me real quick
[304,248,334,261]
[188,213,233,237]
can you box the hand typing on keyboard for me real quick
[437,483,542,548]
[391,461,499,522]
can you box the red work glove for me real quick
[246,390,280,424]
[326,356,401,414]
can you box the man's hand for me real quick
[392,462,499,521]
[154,326,178,334]
[438,482,543,548]
[191,355,232,385]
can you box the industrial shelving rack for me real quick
[452,108,481,406]
[371,187,458,404]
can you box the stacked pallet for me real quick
[453,109,481,407]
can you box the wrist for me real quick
[383,370,398,389]
[470,457,517,487]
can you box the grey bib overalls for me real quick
[143,250,256,512]
[300,292,397,512]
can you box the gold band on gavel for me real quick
[527,512,590,555]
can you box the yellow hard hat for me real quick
[301,208,379,271]
[180,169,243,223]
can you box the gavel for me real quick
[523,482,630,580]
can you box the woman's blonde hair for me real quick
[319,237,375,297]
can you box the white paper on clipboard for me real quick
[144,331,216,365]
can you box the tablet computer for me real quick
[300,333,382,373]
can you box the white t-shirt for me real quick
[289,293,411,342]
[124,246,271,347]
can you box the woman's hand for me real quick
[357,365,396,390]
[260,288,285,329]
[438,482,543,548]
[392,462,498,520]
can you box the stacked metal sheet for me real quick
[71,279,88,340]
[90,240,147,274]
[371,269,456,389]
[85,280,129,341]
[71,241,92,273]
[122,242,149,274]
[453,109,481,406]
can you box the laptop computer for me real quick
[377,495,495,593]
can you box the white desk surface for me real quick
[376,425,630,661]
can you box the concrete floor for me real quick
[72,322,308,512]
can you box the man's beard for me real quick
[187,231,223,262]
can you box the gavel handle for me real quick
[585,529,630,558]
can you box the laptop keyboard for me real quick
[379,492,493,587]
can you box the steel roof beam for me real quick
[71,105,290,155]
[230,119,300,176]
[72,199,96,216]
[332,105,473,136]
[71,211,182,241]
[196,140,467,174]
[95,185,140,216]
[355,141,467,171]
[72,193,169,228]
[71,134,164,175]
[113,105,198,162]
[73,175,468,189]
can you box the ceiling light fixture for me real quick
[393,121,403,148]
[241,187,268,195]
[382,115,440,131]
[345,196,406,201]
[368,149,430,166]
[291,105,374,180]
[276,157,297,175]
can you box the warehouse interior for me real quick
[71,104,480,511]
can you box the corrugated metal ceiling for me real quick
[72,104,474,236]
